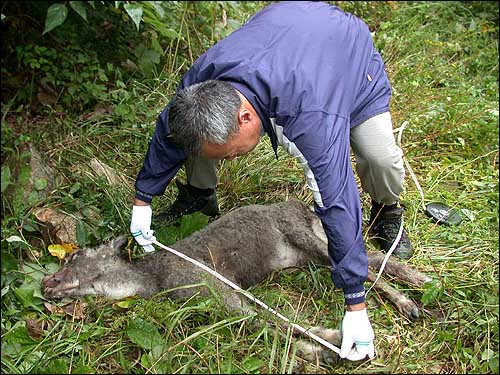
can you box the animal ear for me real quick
[110,236,127,253]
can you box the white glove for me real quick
[339,308,375,361]
[130,205,156,253]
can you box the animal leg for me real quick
[367,269,420,320]
[367,251,432,287]
[295,327,342,365]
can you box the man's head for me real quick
[168,80,262,160]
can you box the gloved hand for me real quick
[130,205,156,253]
[339,308,375,361]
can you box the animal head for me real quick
[42,236,127,299]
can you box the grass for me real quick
[1,1,499,374]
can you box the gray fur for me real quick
[42,199,431,363]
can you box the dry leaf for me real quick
[88,158,129,186]
[33,207,78,244]
[34,207,54,222]
[386,1,398,10]
[44,301,64,315]
[63,301,87,319]
[37,87,57,106]
[44,301,87,320]
[26,318,45,339]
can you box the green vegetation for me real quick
[1,1,498,373]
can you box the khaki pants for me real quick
[185,111,405,205]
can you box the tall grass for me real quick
[1,1,498,374]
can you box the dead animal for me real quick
[42,199,431,364]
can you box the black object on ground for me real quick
[425,202,462,225]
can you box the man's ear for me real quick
[238,107,253,124]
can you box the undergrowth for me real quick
[1,1,498,374]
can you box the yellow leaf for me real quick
[61,242,79,253]
[48,243,78,260]
[114,296,139,309]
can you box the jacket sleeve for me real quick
[134,102,187,203]
[282,111,368,305]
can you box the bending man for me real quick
[130,1,413,361]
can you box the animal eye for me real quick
[66,252,79,262]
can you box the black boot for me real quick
[369,201,414,260]
[154,179,219,223]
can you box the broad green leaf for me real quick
[142,15,179,39]
[1,285,10,298]
[12,287,35,309]
[489,356,499,374]
[124,3,143,30]
[18,164,31,185]
[3,325,36,345]
[76,220,89,247]
[1,250,18,272]
[69,1,87,21]
[421,279,443,306]
[192,336,208,350]
[145,1,165,19]
[97,68,108,81]
[1,165,11,192]
[138,49,160,75]
[20,262,49,283]
[115,102,131,117]
[114,297,139,309]
[127,318,163,350]
[140,353,152,368]
[242,356,264,373]
[179,212,210,238]
[154,25,179,39]
[22,221,39,232]
[73,365,96,374]
[69,182,81,194]
[482,348,495,361]
[34,178,48,191]
[5,235,28,245]
[150,33,163,54]
[27,191,39,206]
[41,359,68,374]
[220,360,235,374]
[43,4,68,34]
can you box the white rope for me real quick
[395,121,426,210]
[151,239,341,354]
[366,120,416,296]
[365,217,403,296]
[148,120,423,352]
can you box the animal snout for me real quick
[42,268,68,289]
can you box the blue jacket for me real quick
[135,1,392,304]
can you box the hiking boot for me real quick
[154,179,219,223]
[369,201,414,260]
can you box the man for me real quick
[130,1,413,361]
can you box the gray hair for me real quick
[168,80,241,155]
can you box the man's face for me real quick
[201,91,262,160]
[201,122,261,160]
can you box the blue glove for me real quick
[130,205,156,253]
[339,308,375,361]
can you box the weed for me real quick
[1,1,498,374]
